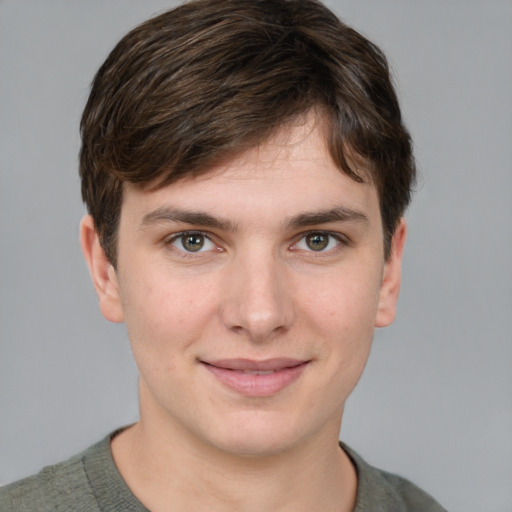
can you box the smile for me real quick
[201,358,309,397]
[237,369,276,375]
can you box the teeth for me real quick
[239,370,276,375]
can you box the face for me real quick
[82,117,405,458]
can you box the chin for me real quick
[201,410,310,459]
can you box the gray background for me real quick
[1,1,511,511]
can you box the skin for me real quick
[81,116,406,511]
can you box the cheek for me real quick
[119,269,220,357]
[297,268,381,386]
[300,269,382,333]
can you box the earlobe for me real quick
[375,219,407,328]
[80,215,124,323]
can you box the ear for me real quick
[80,215,124,323]
[375,218,407,328]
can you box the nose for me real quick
[219,248,295,342]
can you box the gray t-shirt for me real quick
[0,432,448,511]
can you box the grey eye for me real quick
[181,234,206,252]
[305,233,329,251]
[168,232,217,255]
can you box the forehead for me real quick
[121,116,380,227]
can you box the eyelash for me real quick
[291,231,348,254]
[164,230,348,257]
[165,231,218,257]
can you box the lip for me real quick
[201,358,309,397]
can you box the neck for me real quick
[111,389,357,512]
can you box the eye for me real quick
[293,232,343,252]
[169,232,216,253]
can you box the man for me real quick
[0,0,447,510]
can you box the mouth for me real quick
[200,358,309,397]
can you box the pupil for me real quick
[183,234,204,252]
[307,233,328,251]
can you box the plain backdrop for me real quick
[1,1,511,511]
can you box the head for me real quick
[79,0,415,267]
[79,0,414,457]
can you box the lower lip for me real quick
[203,362,308,397]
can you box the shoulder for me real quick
[0,441,104,512]
[342,443,449,512]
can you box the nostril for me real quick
[218,264,295,341]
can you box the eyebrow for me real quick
[139,205,369,232]
[286,206,369,229]
[139,207,237,231]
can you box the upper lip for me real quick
[202,358,308,372]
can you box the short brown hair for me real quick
[80,0,415,265]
